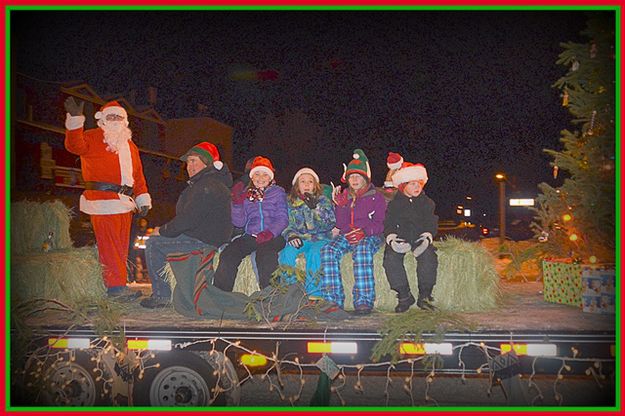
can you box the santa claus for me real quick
[64,97,151,300]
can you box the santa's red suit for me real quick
[65,101,151,289]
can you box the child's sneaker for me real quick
[353,304,373,315]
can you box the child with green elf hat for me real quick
[319,149,387,315]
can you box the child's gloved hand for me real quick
[411,232,433,258]
[287,235,303,249]
[255,230,274,244]
[345,228,365,245]
[331,182,349,207]
[334,189,350,207]
[231,182,247,205]
[302,192,319,209]
[385,233,412,253]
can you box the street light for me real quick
[495,173,506,244]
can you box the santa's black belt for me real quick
[84,181,134,196]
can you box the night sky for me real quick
[12,9,596,219]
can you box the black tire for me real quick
[133,350,227,406]
[37,350,111,406]
[200,350,241,406]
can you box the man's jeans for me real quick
[145,233,208,298]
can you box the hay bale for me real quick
[231,253,261,294]
[11,246,106,306]
[229,236,500,312]
[433,237,501,311]
[11,200,74,255]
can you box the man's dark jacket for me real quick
[159,167,232,246]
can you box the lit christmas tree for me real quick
[533,14,616,263]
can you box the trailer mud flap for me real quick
[489,351,520,380]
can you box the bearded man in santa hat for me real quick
[64,97,151,301]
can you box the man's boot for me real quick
[395,293,416,313]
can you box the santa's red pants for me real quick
[90,212,133,288]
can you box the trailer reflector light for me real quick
[240,354,268,367]
[610,345,615,357]
[400,343,425,354]
[48,338,90,349]
[400,343,453,355]
[127,339,172,351]
[307,342,357,354]
[425,343,453,355]
[501,343,557,356]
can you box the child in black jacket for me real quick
[383,159,439,312]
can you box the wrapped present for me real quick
[542,259,615,312]
[542,259,582,307]
[581,266,615,314]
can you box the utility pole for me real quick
[495,173,506,244]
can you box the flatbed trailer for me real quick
[10,280,616,407]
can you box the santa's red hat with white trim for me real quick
[95,101,127,120]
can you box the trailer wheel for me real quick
[38,350,111,406]
[201,351,241,406]
[133,350,225,406]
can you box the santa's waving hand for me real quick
[64,98,151,300]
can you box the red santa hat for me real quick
[94,101,127,120]
[392,162,428,187]
[249,156,275,180]
[386,152,404,170]
[292,167,320,185]
[180,141,224,170]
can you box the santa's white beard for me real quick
[101,123,132,153]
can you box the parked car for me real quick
[477,218,534,242]
[436,220,483,241]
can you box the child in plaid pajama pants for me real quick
[320,149,386,315]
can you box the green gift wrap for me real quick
[542,259,582,307]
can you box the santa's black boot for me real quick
[395,293,416,313]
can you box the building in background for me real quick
[166,117,233,168]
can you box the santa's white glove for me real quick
[386,233,412,254]
[412,232,433,258]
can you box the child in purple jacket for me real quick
[320,149,387,315]
[213,156,288,291]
